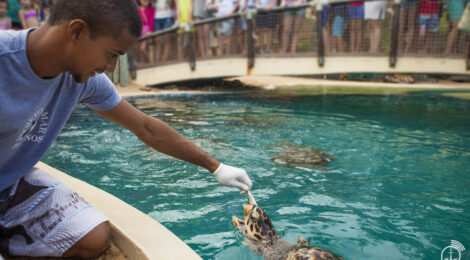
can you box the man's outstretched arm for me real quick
[96,99,253,191]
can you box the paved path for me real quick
[115,76,470,97]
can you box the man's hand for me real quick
[213,163,253,193]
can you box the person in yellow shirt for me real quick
[175,0,192,59]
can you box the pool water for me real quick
[43,87,470,259]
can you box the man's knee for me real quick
[63,221,111,259]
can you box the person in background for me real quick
[137,0,155,63]
[36,0,51,25]
[193,0,211,57]
[214,0,238,55]
[347,1,364,52]
[18,0,39,29]
[398,0,418,53]
[417,0,438,53]
[364,0,387,53]
[0,0,12,30]
[153,0,174,61]
[321,4,331,53]
[6,0,21,29]
[280,0,305,54]
[175,0,192,59]
[256,0,276,54]
[331,2,347,53]
[445,0,468,54]
[205,0,220,55]
[235,0,248,54]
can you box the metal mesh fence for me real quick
[132,0,469,68]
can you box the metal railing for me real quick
[130,0,469,72]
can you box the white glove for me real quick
[213,163,253,193]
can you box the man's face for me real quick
[66,28,138,83]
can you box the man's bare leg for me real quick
[62,221,111,259]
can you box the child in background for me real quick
[18,0,39,29]
[175,0,192,59]
[348,1,364,52]
[331,3,347,53]
[154,0,174,61]
[214,0,238,55]
[280,0,305,54]
[0,0,12,30]
[445,0,468,54]
[35,0,51,25]
[193,0,211,57]
[364,0,387,53]
[235,0,251,55]
[320,5,331,53]
[138,0,155,63]
[256,0,276,54]
[417,0,439,53]
[398,0,419,53]
[205,0,220,56]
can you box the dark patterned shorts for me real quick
[0,167,107,257]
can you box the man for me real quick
[0,0,253,258]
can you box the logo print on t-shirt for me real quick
[12,108,49,150]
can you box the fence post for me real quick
[389,0,401,68]
[316,2,324,67]
[467,36,470,70]
[185,23,196,71]
[247,10,256,69]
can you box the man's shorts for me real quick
[0,168,108,257]
[419,14,438,32]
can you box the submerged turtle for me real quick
[232,193,342,260]
[271,142,335,168]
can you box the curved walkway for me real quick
[135,57,469,86]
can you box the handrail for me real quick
[139,4,315,42]
[141,0,409,41]
[139,0,392,41]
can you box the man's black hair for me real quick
[0,0,9,10]
[48,0,142,39]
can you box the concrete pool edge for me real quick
[115,76,470,99]
[35,162,202,260]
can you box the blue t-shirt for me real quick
[0,29,122,192]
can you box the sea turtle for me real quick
[270,142,335,168]
[232,192,342,260]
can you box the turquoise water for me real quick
[43,88,470,259]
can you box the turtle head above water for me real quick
[232,204,277,243]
